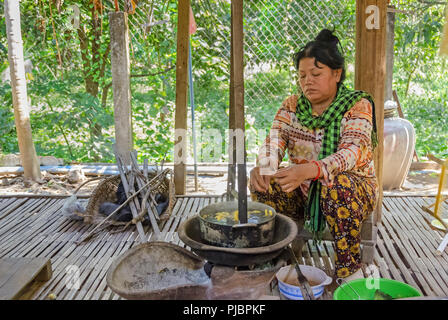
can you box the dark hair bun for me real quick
[315,29,340,48]
[293,28,346,88]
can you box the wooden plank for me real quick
[309,242,324,271]
[375,233,405,283]
[0,257,51,300]
[388,197,448,274]
[174,0,191,195]
[388,198,448,293]
[11,200,74,252]
[15,219,79,258]
[0,197,18,214]
[28,229,126,300]
[57,232,123,300]
[404,197,447,246]
[0,200,69,257]
[355,0,387,224]
[41,235,111,300]
[323,241,336,268]
[160,197,187,242]
[159,197,184,240]
[166,197,195,243]
[73,230,132,300]
[0,198,28,221]
[373,249,392,279]
[80,236,133,300]
[30,228,113,300]
[173,196,202,245]
[231,0,248,222]
[26,220,93,259]
[417,196,447,225]
[172,197,199,245]
[0,198,41,236]
[0,259,21,289]
[407,229,448,294]
[319,242,334,278]
[379,214,420,288]
[380,211,437,295]
[381,205,429,286]
[394,197,438,235]
[0,198,61,238]
[301,241,314,267]
[109,12,133,166]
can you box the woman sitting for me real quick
[249,29,378,282]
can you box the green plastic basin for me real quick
[333,278,422,300]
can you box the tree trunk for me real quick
[5,0,41,180]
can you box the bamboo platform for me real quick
[0,194,447,300]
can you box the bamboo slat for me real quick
[1,194,447,299]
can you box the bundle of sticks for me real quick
[77,150,173,244]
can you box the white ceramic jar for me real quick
[382,100,416,190]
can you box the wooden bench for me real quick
[0,257,52,300]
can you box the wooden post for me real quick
[227,4,236,198]
[385,5,395,101]
[232,0,247,222]
[109,12,133,166]
[174,0,190,195]
[355,0,387,224]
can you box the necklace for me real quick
[312,105,326,116]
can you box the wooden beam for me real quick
[355,0,387,224]
[109,12,133,167]
[174,0,190,195]
[231,0,247,222]
[385,5,395,101]
[227,5,236,197]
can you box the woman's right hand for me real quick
[249,166,271,193]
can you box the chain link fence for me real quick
[189,0,351,164]
[2,0,445,164]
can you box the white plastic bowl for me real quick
[276,265,333,300]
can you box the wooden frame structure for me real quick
[174,0,387,226]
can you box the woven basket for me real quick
[83,169,175,225]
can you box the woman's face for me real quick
[298,57,342,105]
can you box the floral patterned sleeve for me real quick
[256,96,297,174]
[318,98,375,186]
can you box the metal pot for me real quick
[198,200,276,248]
[178,213,298,266]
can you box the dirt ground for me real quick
[0,167,443,196]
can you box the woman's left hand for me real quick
[272,163,316,193]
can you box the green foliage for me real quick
[393,1,448,159]
[0,83,16,155]
[0,0,447,164]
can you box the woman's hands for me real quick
[250,162,320,194]
[249,166,272,193]
[272,164,312,193]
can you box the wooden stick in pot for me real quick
[232,0,247,224]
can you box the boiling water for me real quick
[201,209,274,226]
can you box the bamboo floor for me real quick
[0,194,447,300]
